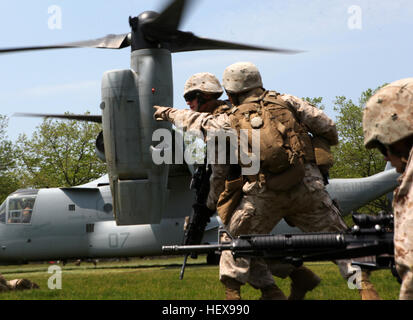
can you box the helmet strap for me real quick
[196,92,207,108]
[227,93,240,106]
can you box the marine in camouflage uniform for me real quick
[155,62,378,300]
[180,72,231,213]
[182,72,324,300]
[363,78,413,300]
[0,273,39,292]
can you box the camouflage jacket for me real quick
[393,148,413,265]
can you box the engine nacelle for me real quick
[101,49,172,225]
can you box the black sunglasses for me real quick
[184,91,200,102]
[376,142,389,157]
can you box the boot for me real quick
[0,282,9,292]
[260,283,287,300]
[358,271,380,300]
[7,279,39,290]
[0,275,10,292]
[288,266,321,300]
[0,274,7,285]
[222,278,242,300]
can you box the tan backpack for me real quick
[226,91,315,189]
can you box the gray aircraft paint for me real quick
[326,168,399,214]
[0,172,207,263]
[101,49,173,226]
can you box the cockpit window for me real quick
[7,195,36,224]
[0,200,5,224]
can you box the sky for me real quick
[0,0,412,141]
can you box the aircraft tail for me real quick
[326,164,400,215]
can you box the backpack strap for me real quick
[212,100,232,115]
[262,90,301,124]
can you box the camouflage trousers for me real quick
[220,163,350,289]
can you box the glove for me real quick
[153,105,171,121]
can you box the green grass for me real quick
[0,257,400,300]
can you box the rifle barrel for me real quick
[163,243,231,254]
[249,233,346,249]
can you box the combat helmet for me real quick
[363,77,413,149]
[222,62,263,94]
[183,72,223,100]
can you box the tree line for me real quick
[0,86,390,213]
[0,114,106,203]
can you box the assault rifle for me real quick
[165,213,398,279]
[179,163,214,279]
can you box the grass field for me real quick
[0,256,400,300]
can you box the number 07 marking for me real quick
[108,232,130,248]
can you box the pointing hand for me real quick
[153,105,171,121]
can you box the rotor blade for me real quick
[166,32,304,54]
[0,33,130,54]
[152,0,191,30]
[14,113,102,123]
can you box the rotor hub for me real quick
[129,11,162,51]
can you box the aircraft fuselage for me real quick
[0,175,219,263]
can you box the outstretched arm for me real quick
[153,106,232,136]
